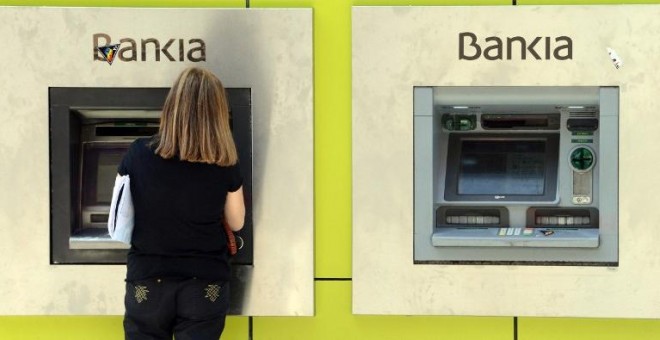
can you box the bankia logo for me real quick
[93,33,206,64]
[97,44,121,65]
[458,32,573,61]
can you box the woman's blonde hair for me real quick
[153,67,238,166]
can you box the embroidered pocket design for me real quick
[204,284,221,302]
[134,285,150,303]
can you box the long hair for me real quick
[153,67,238,166]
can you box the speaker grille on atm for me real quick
[569,110,597,118]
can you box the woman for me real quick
[119,67,245,340]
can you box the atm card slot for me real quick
[481,114,560,130]
[566,118,598,132]
[90,213,109,223]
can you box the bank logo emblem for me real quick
[97,43,121,65]
[93,34,206,63]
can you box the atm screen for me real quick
[458,141,546,195]
[96,152,124,204]
[82,143,130,207]
[444,133,559,202]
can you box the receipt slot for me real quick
[49,87,253,265]
[413,86,619,265]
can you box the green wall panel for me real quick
[0,316,124,340]
[518,0,659,4]
[254,281,512,340]
[354,0,508,5]
[519,318,660,340]
[250,0,313,6]
[226,317,251,339]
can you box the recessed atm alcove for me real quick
[413,86,619,265]
[49,87,253,265]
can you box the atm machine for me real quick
[49,87,253,265]
[413,86,619,265]
[49,87,254,312]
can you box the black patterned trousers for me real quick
[124,277,230,340]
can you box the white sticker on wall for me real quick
[607,47,623,69]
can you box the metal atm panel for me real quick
[413,86,618,265]
[49,87,253,265]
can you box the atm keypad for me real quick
[498,228,530,236]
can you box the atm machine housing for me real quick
[49,87,253,265]
[413,86,619,265]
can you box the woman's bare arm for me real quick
[224,186,245,231]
